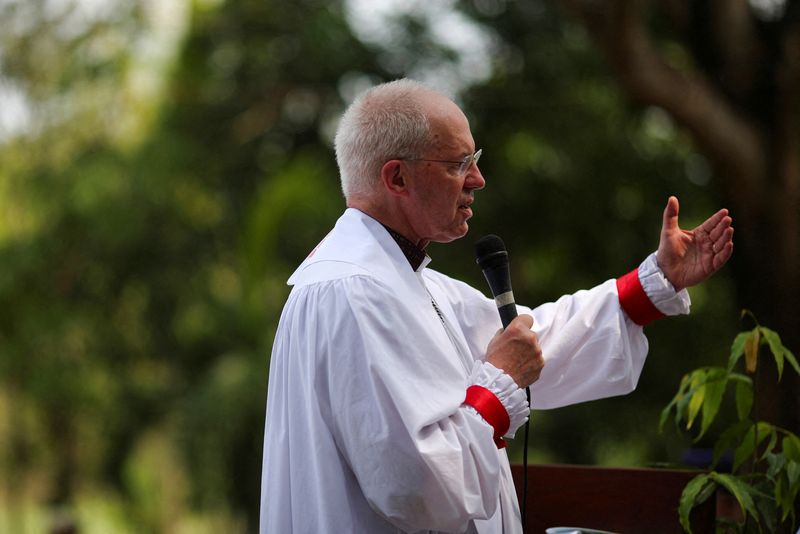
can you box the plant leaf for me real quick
[678,474,715,534]
[759,422,778,460]
[699,369,728,439]
[729,331,749,371]
[744,329,760,374]
[766,452,786,480]
[686,370,706,430]
[660,374,691,433]
[709,472,761,529]
[735,379,753,421]
[784,346,800,376]
[787,460,800,488]
[734,426,760,472]
[760,327,785,380]
[778,460,800,521]
[733,422,775,472]
[783,434,800,462]
[714,419,751,469]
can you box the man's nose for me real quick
[465,163,486,191]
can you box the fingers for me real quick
[707,214,732,242]
[485,314,544,388]
[712,227,734,269]
[662,196,680,231]
[706,207,733,263]
[711,225,734,251]
[509,314,533,330]
[713,240,734,269]
[700,208,731,235]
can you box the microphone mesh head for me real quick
[475,234,506,257]
[475,234,508,270]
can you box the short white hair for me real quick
[334,79,448,200]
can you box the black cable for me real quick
[521,386,531,532]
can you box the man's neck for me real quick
[347,198,427,249]
[379,223,427,271]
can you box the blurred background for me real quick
[1,0,797,532]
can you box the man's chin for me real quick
[440,225,470,243]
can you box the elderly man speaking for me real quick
[259,79,733,533]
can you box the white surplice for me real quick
[260,208,689,533]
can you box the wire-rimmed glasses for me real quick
[404,149,482,175]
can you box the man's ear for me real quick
[380,160,409,197]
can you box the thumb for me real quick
[662,196,680,231]
[512,314,534,329]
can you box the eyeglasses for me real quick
[404,149,482,175]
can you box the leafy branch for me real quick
[660,312,800,533]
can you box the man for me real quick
[260,79,734,533]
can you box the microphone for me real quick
[475,234,518,329]
[476,234,531,531]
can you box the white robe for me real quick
[260,208,689,533]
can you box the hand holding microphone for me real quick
[475,235,544,388]
[485,314,544,388]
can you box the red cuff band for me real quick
[616,268,666,326]
[464,385,510,449]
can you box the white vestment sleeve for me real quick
[467,361,530,438]
[639,252,691,316]
[425,255,690,411]
[303,275,512,533]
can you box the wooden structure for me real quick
[511,464,715,533]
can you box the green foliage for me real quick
[0,0,744,531]
[662,314,800,532]
[727,315,800,381]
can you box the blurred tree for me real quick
[0,0,387,530]
[554,0,800,435]
[0,0,780,531]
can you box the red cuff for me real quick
[616,268,666,326]
[464,385,510,449]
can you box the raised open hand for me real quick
[656,196,734,292]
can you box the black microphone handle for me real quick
[480,263,518,329]
[498,303,518,329]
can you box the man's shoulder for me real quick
[423,267,483,297]
[288,208,407,288]
[287,260,376,287]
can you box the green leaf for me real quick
[709,472,761,529]
[732,422,776,471]
[744,329,760,374]
[787,459,800,488]
[775,474,790,522]
[686,370,706,430]
[735,379,753,421]
[766,452,786,480]
[734,423,771,472]
[660,373,691,433]
[729,331,749,371]
[714,419,752,468]
[678,474,715,534]
[783,434,800,462]
[760,327,785,380]
[784,346,800,376]
[777,460,800,522]
[760,423,778,461]
[698,369,728,439]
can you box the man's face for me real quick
[403,98,486,247]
